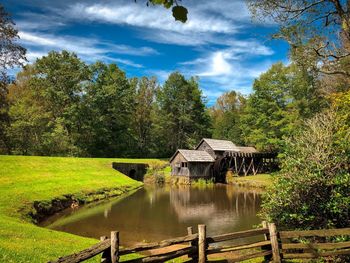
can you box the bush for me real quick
[261,110,350,230]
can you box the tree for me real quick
[82,62,136,157]
[155,72,211,156]
[210,91,246,145]
[7,66,50,155]
[247,0,350,77]
[261,110,350,230]
[130,76,158,156]
[241,62,324,152]
[0,4,26,153]
[8,51,90,156]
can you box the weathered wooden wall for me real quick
[196,140,216,158]
[188,162,212,178]
[170,153,189,176]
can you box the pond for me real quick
[41,185,262,247]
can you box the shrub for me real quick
[261,110,350,230]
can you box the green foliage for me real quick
[82,62,136,157]
[247,0,350,77]
[5,52,212,158]
[7,51,90,156]
[148,0,188,22]
[0,4,26,154]
[129,76,158,156]
[261,110,350,230]
[241,62,324,152]
[154,72,212,156]
[210,91,246,145]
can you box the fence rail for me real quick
[50,222,350,263]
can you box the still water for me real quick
[42,185,262,246]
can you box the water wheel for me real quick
[213,157,229,183]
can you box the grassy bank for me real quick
[0,155,162,262]
[226,172,273,189]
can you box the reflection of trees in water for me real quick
[144,185,171,205]
[170,185,261,226]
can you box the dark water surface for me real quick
[42,185,262,246]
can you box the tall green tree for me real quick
[82,62,136,157]
[210,91,246,145]
[242,62,324,152]
[155,72,211,156]
[7,66,50,155]
[8,51,90,156]
[0,4,26,153]
[130,76,158,156]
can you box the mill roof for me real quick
[196,138,239,152]
[170,149,215,163]
[236,146,257,153]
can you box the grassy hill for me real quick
[0,155,165,262]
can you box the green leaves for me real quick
[155,72,211,156]
[148,0,188,22]
[261,110,350,230]
[241,62,324,152]
[172,5,188,23]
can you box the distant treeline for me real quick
[1,51,326,158]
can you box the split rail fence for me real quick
[50,222,350,263]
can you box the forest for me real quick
[0,51,333,158]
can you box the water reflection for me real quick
[42,185,262,246]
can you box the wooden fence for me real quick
[50,222,350,263]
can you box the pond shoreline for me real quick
[32,185,143,224]
[43,184,263,247]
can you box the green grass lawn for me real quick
[227,173,273,189]
[0,155,167,262]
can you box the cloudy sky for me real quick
[4,0,289,105]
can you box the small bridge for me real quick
[112,162,148,181]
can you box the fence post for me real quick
[187,226,197,261]
[268,223,281,263]
[110,231,119,263]
[262,221,272,261]
[198,224,206,263]
[100,236,111,263]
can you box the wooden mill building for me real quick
[195,138,257,158]
[170,138,277,182]
[170,149,215,178]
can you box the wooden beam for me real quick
[280,228,350,238]
[223,250,272,262]
[268,223,281,263]
[110,231,119,263]
[187,227,196,261]
[283,248,350,259]
[262,221,272,261]
[100,236,110,263]
[198,224,206,263]
[207,240,271,254]
[207,228,269,243]
[49,240,110,263]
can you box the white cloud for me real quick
[18,31,159,67]
[25,51,47,62]
[68,2,237,34]
[199,51,233,77]
[9,0,283,102]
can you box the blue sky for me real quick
[4,0,289,105]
